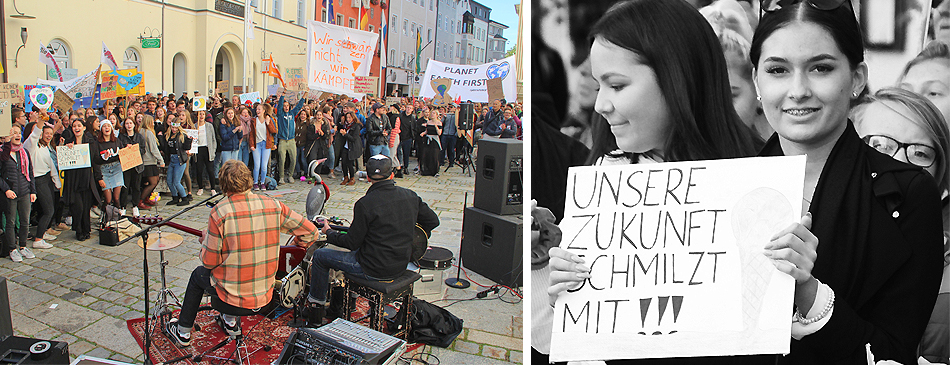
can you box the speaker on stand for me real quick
[474,138,522,216]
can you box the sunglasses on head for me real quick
[760,0,853,19]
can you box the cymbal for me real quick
[139,233,184,251]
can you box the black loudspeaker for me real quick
[474,138,523,215]
[461,207,523,287]
[0,336,69,364]
[0,277,11,341]
[459,103,474,130]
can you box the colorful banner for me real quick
[306,20,378,98]
[57,144,91,170]
[111,68,145,97]
[550,156,806,362]
[37,66,101,100]
[419,56,518,103]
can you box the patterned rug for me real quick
[127,300,377,365]
[126,309,296,365]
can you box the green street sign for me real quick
[141,38,161,49]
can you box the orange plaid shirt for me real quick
[200,192,319,309]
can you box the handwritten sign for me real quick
[57,144,92,170]
[105,68,145,97]
[550,156,805,362]
[216,80,229,95]
[239,91,262,106]
[353,76,378,94]
[306,20,379,97]
[385,97,400,106]
[0,83,23,104]
[183,128,200,154]
[53,89,74,112]
[99,71,118,99]
[119,144,142,171]
[192,96,207,111]
[420,56,518,103]
[0,103,11,135]
[486,77,504,103]
[285,68,307,91]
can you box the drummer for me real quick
[164,160,320,347]
[306,155,440,325]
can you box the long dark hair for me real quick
[585,0,760,164]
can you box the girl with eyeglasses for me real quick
[853,87,950,364]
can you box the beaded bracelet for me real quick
[793,282,835,325]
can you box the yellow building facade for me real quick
[3,0,314,98]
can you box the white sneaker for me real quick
[132,207,140,217]
[33,240,53,249]
[65,217,73,226]
[197,189,204,196]
[42,233,57,241]
[120,209,127,216]
[210,190,217,195]
[8,250,22,262]
[18,247,35,259]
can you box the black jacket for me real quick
[0,144,36,197]
[325,179,440,279]
[366,113,391,146]
[162,133,193,158]
[399,111,416,142]
[343,122,364,160]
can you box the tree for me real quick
[505,45,516,58]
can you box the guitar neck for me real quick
[130,217,203,237]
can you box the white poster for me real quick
[306,20,378,98]
[419,56,518,103]
[550,156,805,362]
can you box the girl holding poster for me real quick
[95,120,124,209]
[62,117,102,242]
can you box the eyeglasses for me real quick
[760,0,853,19]
[862,135,938,168]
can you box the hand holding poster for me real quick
[419,56,518,103]
[183,129,200,154]
[57,144,92,170]
[306,20,378,97]
[550,156,805,362]
[119,144,142,171]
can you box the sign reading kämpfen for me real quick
[306,20,378,98]
[550,156,805,362]
[419,56,518,103]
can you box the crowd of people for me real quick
[533,0,949,364]
[0,87,522,261]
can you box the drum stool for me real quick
[341,270,421,340]
[194,296,270,365]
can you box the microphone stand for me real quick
[446,193,471,289]
[120,192,222,365]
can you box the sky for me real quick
[472,0,521,50]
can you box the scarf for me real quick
[239,114,252,141]
[9,143,30,182]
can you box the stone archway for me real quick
[215,41,244,97]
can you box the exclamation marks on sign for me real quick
[639,298,652,328]
[637,296,684,335]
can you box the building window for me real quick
[391,15,397,32]
[412,22,417,36]
[272,0,282,18]
[390,50,396,65]
[297,0,305,24]
[337,14,344,25]
[369,25,374,33]
[45,39,70,79]
[123,47,140,70]
[402,52,407,67]
[322,9,327,22]
[429,0,433,10]
[370,8,374,19]
[349,17,356,28]
[427,29,432,43]
[404,20,408,35]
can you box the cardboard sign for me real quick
[420,56,518,102]
[192,96,207,111]
[353,76,378,94]
[0,103,11,136]
[99,72,118,99]
[102,69,145,97]
[486,77,504,103]
[53,89,74,112]
[57,144,92,170]
[239,91,262,106]
[306,20,379,97]
[430,78,454,106]
[550,156,806,362]
[385,97,400,106]
[30,87,54,111]
[118,144,142,171]
[216,80,230,94]
[0,83,23,104]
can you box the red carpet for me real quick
[127,309,295,365]
[127,301,378,364]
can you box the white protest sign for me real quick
[30,87,54,111]
[306,20,378,98]
[419,56,518,103]
[183,128,200,154]
[239,91,262,106]
[57,144,91,170]
[550,156,805,362]
[192,96,207,111]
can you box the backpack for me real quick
[408,298,463,348]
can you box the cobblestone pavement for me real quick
[0,161,523,364]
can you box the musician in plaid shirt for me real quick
[165,160,320,347]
